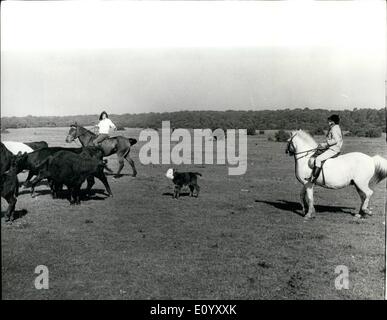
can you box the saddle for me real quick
[310,149,341,185]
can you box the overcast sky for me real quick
[1,1,385,117]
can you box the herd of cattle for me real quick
[0,141,114,222]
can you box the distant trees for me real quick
[311,127,325,136]
[346,127,382,138]
[1,108,384,139]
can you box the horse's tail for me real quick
[193,172,202,177]
[372,155,387,184]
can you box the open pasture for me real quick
[1,127,386,299]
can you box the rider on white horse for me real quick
[306,114,343,183]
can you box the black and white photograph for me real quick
[1,0,386,304]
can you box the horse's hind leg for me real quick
[114,154,125,178]
[354,183,373,217]
[124,154,137,177]
[300,185,308,215]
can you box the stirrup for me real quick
[304,175,315,182]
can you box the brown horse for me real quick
[65,124,137,178]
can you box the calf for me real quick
[165,168,201,199]
[29,150,109,205]
[18,146,112,197]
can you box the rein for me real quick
[69,125,95,146]
[293,148,318,160]
[287,133,318,161]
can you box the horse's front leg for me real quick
[304,183,315,219]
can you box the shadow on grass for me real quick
[162,192,191,197]
[254,199,355,216]
[105,173,134,178]
[18,181,49,196]
[18,188,109,201]
[1,209,28,220]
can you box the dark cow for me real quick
[29,151,109,205]
[0,142,14,175]
[18,146,112,197]
[1,152,28,221]
[24,141,48,150]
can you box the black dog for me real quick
[165,168,201,199]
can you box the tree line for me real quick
[1,108,385,137]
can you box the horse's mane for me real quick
[295,130,318,147]
[72,124,96,137]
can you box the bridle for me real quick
[66,125,86,146]
[286,133,318,161]
[68,125,80,140]
[66,125,97,147]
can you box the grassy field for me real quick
[1,127,386,299]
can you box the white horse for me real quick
[286,129,387,219]
[2,141,34,155]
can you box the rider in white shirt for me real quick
[306,114,343,183]
[93,111,117,145]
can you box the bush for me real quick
[116,126,126,131]
[311,127,325,136]
[246,126,256,136]
[274,130,291,142]
[365,128,382,138]
[259,130,265,135]
[1,128,10,134]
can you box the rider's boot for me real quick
[305,166,322,183]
